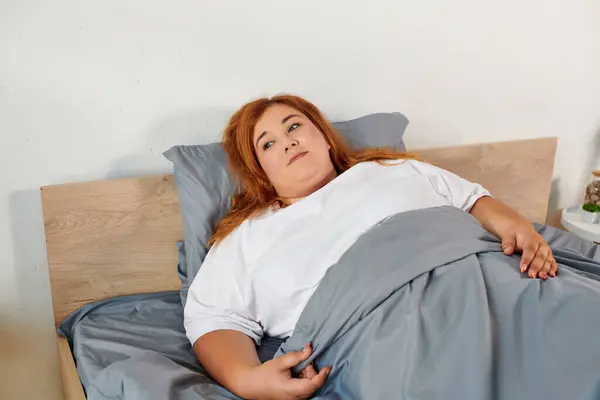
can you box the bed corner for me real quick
[57,335,86,400]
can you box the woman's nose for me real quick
[285,140,299,153]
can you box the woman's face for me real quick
[253,104,336,200]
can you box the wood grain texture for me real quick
[42,138,557,326]
[42,174,183,324]
[417,137,557,224]
[57,336,86,400]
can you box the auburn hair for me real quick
[209,94,419,245]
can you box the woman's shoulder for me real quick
[206,209,275,261]
[354,159,456,183]
[375,159,444,174]
[360,158,427,173]
[202,222,248,269]
[211,206,271,247]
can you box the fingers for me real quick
[525,244,547,278]
[505,227,558,279]
[549,259,558,277]
[541,257,558,278]
[277,343,331,398]
[539,259,552,280]
[524,246,558,279]
[278,343,313,370]
[288,365,331,397]
[502,232,517,256]
[299,364,317,379]
[520,242,539,274]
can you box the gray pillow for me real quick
[164,112,409,305]
[176,240,187,285]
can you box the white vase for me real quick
[581,209,600,224]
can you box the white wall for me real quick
[1,1,598,397]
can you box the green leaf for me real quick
[582,203,600,213]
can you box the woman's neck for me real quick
[280,169,338,206]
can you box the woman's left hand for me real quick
[501,223,558,279]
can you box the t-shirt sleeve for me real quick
[410,160,491,212]
[183,229,263,346]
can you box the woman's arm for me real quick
[194,330,330,400]
[469,196,529,239]
[470,196,558,279]
[194,330,261,396]
[407,161,557,279]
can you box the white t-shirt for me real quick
[184,160,490,346]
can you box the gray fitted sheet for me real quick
[57,291,283,397]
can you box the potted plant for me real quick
[581,203,600,224]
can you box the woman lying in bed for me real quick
[184,95,559,400]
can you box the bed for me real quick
[42,138,560,399]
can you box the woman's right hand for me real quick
[241,343,331,400]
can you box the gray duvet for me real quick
[62,206,600,400]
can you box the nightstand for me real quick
[561,206,600,244]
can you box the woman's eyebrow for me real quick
[281,114,300,124]
[255,131,268,147]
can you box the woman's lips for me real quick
[288,151,308,165]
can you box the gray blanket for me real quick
[85,207,600,399]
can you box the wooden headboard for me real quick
[42,137,557,325]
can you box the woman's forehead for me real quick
[254,104,303,136]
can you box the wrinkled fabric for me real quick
[58,292,282,399]
[277,207,600,400]
[74,207,600,399]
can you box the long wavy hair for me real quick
[209,94,419,245]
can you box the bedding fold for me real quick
[78,206,600,399]
[277,206,600,400]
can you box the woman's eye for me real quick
[288,123,300,133]
[263,141,274,150]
